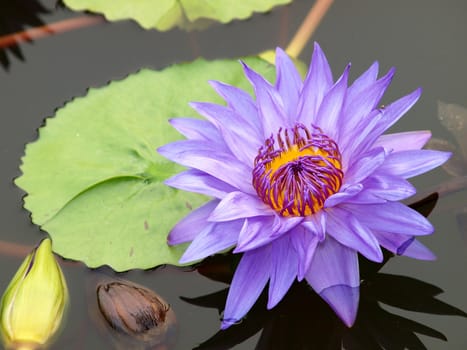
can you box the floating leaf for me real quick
[62,0,292,31]
[16,57,276,271]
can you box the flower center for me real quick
[252,124,343,217]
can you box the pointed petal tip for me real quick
[320,285,359,327]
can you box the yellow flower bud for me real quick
[0,238,68,350]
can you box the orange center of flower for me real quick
[252,124,343,217]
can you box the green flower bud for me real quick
[0,238,68,350]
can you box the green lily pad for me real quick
[16,57,276,271]
[62,0,292,31]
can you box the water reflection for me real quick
[427,101,467,239]
[182,193,467,349]
[186,255,466,350]
[0,0,49,70]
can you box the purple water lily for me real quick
[158,43,450,329]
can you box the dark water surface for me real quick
[0,0,466,349]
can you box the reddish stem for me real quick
[0,15,105,49]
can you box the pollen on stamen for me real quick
[252,123,343,217]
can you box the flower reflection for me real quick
[182,193,467,349]
[0,0,48,70]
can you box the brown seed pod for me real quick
[96,279,177,350]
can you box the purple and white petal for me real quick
[374,130,431,152]
[324,184,363,208]
[305,236,360,327]
[166,169,237,199]
[326,207,383,262]
[234,216,275,253]
[372,230,435,260]
[169,117,223,144]
[221,247,271,329]
[344,147,386,184]
[402,239,436,260]
[208,191,273,222]
[275,48,303,119]
[290,224,320,281]
[158,140,255,194]
[345,201,434,236]
[167,200,219,245]
[297,42,333,125]
[268,235,298,309]
[179,219,243,263]
[339,67,394,144]
[357,174,416,202]
[377,149,451,179]
[208,80,263,135]
[189,102,261,164]
[241,62,289,137]
[345,61,379,107]
[314,64,350,140]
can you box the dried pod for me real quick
[96,279,176,349]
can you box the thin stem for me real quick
[0,15,105,49]
[0,240,32,258]
[286,0,334,58]
[410,176,467,204]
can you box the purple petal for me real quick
[275,47,303,119]
[169,118,222,144]
[340,109,383,167]
[314,64,350,140]
[208,191,272,222]
[321,285,360,327]
[268,235,298,309]
[297,42,333,125]
[374,130,431,152]
[325,184,363,208]
[372,230,436,260]
[241,62,289,137]
[305,236,360,327]
[271,214,304,237]
[179,219,243,263]
[209,80,263,135]
[167,200,218,245]
[345,61,379,104]
[377,149,451,179]
[356,174,416,202]
[402,239,436,260]
[189,102,260,164]
[221,248,271,329]
[158,140,255,194]
[339,67,395,144]
[344,147,386,184]
[165,169,237,199]
[360,88,422,148]
[302,210,326,241]
[326,207,383,262]
[344,201,434,236]
[234,215,301,253]
[234,216,274,253]
[290,224,320,281]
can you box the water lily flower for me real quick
[158,43,451,329]
[0,238,68,349]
